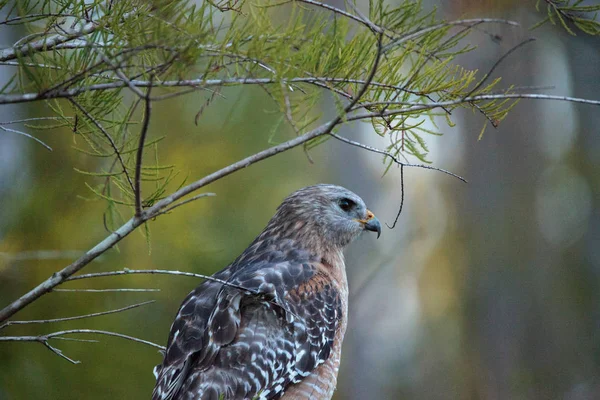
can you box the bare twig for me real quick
[153,193,217,217]
[0,326,164,364]
[383,18,519,52]
[328,133,467,182]
[0,301,155,330]
[66,269,264,295]
[0,329,165,352]
[135,83,153,216]
[65,269,301,321]
[0,125,52,151]
[42,340,81,364]
[295,0,385,35]
[387,164,405,229]
[463,38,537,100]
[52,288,160,292]
[346,93,600,121]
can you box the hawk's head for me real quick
[271,184,381,249]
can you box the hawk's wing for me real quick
[151,259,342,400]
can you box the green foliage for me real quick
[1,0,521,223]
[533,0,600,35]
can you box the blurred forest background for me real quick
[1,0,600,399]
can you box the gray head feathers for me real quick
[265,184,381,249]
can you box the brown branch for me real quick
[387,164,405,229]
[135,83,153,216]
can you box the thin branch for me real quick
[328,132,467,182]
[135,83,153,216]
[0,327,163,364]
[4,74,599,108]
[153,193,217,217]
[387,164,405,229]
[463,37,537,99]
[346,93,600,121]
[52,337,98,343]
[0,329,165,350]
[52,288,160,292]
[295,0,385,35]
[66,269,263,295]
[0,301,155,330]
[0,216,142,322]
[0,74,424,106]
[0,125,52,151]
[42,340,80,364]
[65,269,301,320]
[382,18,519,52]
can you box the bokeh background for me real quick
[1,1,599,399]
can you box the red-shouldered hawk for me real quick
[152,184,381,400]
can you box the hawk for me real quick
[152,184,381,400]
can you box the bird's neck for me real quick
[258,217,344,260]
[254,219,349,287]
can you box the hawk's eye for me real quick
[338,198,355,212]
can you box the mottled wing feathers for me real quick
[152,273,231,400]
[152,253,343,400]
[259,274,342,400]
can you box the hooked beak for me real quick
[358,209,382,239]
